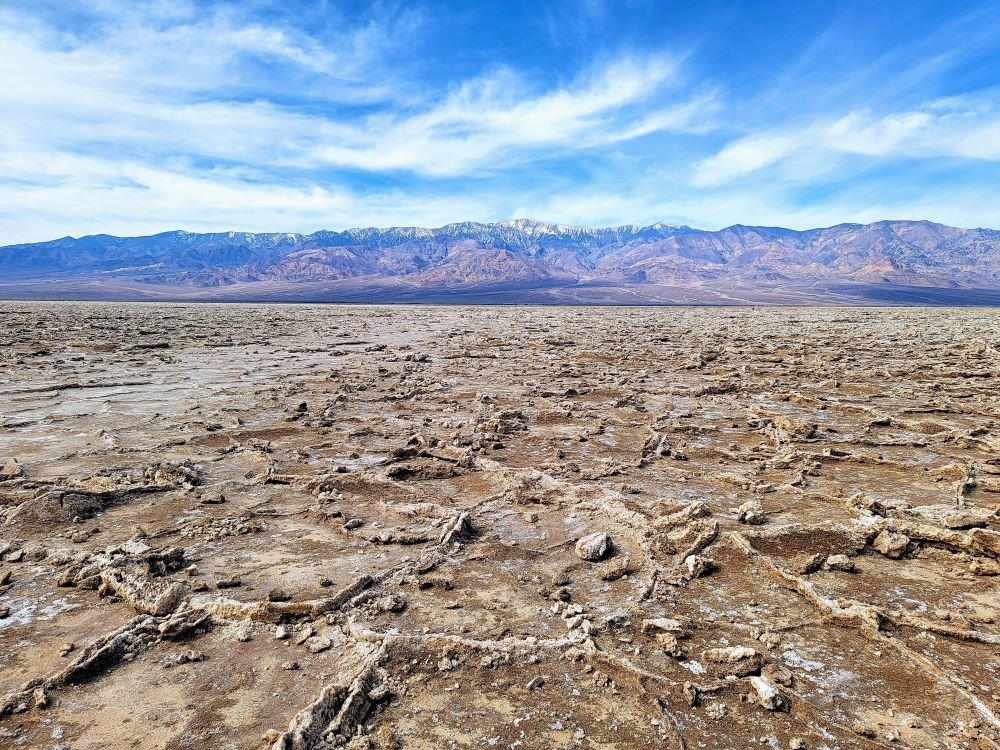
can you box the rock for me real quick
[762,663,794,687]
[78,575,102,590]
[275,625,289,640]
[59,642,75,657]
[0,458,23,481]
[737,499,766,525]
[575,532,611,561]
[789,737,807,749]
[598,555,632,581]
[642,618,684,634]
[373,594,407,613]
[267,588,292,602]
[98,570,188,616]
[216,576,242,589]
[702,646,763,677]
[386,461,458,481]
[794,553,825,574]
[771,414,817,440]
[749,675,786,710]
[526,676,545,690]
[684,554,713,578]
[0,605,10,619]
[306,636,332,653]
[943,511,989,529]
[166,649,204,666]
[157,609,210,639]
[682,681,700,706]
[873,530,909,558]
[656,633,685,657]
[281,661,299,671]
[20,544,49,560]
[851,721,877,738]
[969,558,1000,576]
[703,645,758,662]
[758,631,782,648]
[970,529,1000,558]
[824,554,856,572]
[548,587,570,602]
[294,625,314,646]
[233,623,254,642]
[30,687,49,709]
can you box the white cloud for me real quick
[4,138,1000,246]
[548,178,1000,233]
[2,1,998,243]
[309,57,712,176]
[0,151,497,243]
[0,4,709,176]
[693,97,1000,186]
[0,2,405,96]
[0,2,723,243]
[693,134,800,186]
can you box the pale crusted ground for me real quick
[1,302,999,750]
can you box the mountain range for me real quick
[2,218,1000,304]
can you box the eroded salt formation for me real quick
[1,302,998,749]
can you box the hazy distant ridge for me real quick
[3,218,1000,303]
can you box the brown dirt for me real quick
[1,302,999,749]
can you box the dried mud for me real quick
[1,301,999,750]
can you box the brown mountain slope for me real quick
[1,219,999,303]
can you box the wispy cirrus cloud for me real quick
[309,57,714,176]
[694,96,1000,186]
[1,0,1000,244]
[0,1,715,242]
[1,10,708,176]
[1,0,412,96]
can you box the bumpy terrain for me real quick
[1,302,999,750]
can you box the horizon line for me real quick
[5,216,987,246]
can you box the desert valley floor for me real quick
[1,302,999,750]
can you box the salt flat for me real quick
[1,302,999,749]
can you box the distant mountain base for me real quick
[2,276,1000,306]
[3,219,1000,305]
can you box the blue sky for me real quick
[2,0,999,242]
